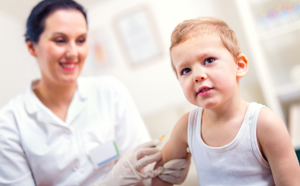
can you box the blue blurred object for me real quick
[296,148,300,164]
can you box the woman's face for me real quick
[28,9,88,86]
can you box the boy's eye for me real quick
[181,68,191,75]
[204,57,215,65]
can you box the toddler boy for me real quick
[153,17,300,186]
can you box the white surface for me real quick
[0,11,40,108]
[259,20,300,41]
[289,103,300,148]
[290,64,300,83]
[277,82,300,103]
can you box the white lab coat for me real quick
[0,76,151,186]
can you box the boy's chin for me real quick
[198,100,219,109]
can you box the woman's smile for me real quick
[59,62,78,71]
[32,9,88,86]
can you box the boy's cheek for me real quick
[179,80,186,90]
[180,84,188,96]
[182,87,194,102]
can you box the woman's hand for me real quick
[92,140,164,186]
[143,148,191,186]
[158,152,191,184]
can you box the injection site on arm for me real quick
[152,112,190,186]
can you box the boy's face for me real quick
[171,34,246,109]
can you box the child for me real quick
[153,17,300,185]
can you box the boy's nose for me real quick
[194,72,207,82]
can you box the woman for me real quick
[0,0,190,185]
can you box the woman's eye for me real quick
[77,38,86,44]
[54,38,65,44]
[181,68,191,75]
[204,57,215,65]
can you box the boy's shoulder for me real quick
[255,104,300,184]
[257,106,284,130]
[256,105,287,151]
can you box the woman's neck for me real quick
[33,79,77,111]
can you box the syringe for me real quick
[151,134,166,148]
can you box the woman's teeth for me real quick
[61,63,76,68]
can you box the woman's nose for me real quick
[65,42,78,60]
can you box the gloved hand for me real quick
[91,140,164,186]
[143,148,191,186]
[158,149,191,184]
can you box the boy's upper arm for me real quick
[152,112,190,186]
[257,108,300,185]
[161,112,189,162]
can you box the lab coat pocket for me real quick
[89,140,120,169]
[83,123,114,150]
[83,122,117,168]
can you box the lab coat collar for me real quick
[65,77,89,124]
[77,77,88,100]
[25,78,89,126]
[25,79,41,115]
[25,80,67,126]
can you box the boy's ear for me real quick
[26,41,37,57]
[236,54,248,78]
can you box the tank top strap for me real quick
[248,102,270,168]
[187,107,203,155]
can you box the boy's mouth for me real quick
[199,88,211,92]
[197,86,213,96]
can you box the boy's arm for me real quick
[257,108,300,185]
[152,112,190,186]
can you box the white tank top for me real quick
[187,102,274,185]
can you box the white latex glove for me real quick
[158,150,191,184]
[91,140,164,186]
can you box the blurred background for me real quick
[1,0,300,185]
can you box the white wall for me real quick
[0,11,40,107]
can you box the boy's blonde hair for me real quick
[170,17,241,76]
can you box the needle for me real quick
[151,133,167,147]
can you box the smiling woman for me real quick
[0,0,191,186]
[26,9,89,121]
[27,9,88,83]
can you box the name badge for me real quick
[89,141,120,168]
